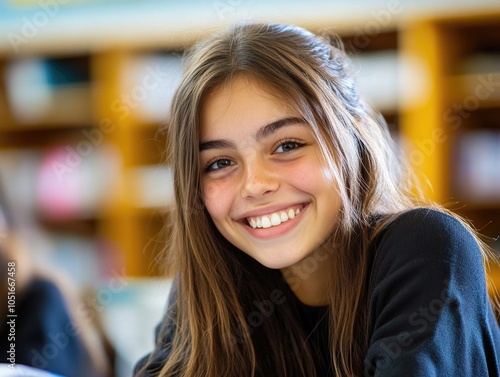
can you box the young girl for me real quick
[134,23,500,376]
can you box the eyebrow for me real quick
[199,116,306,151]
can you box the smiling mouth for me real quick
[246,204,305,229]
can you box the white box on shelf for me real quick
[121,54,184,124]
[128,165,174,209]
[351,50,400,113]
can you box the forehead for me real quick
[199,75,296,138]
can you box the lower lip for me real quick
[242,204,308,240]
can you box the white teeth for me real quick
[271,213,281,226]
[261,216,272,228]
[247,206,303,229]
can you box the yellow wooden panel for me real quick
[400,21,450,203]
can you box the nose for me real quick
[240,156,279,199]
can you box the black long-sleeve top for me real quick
[134,208,500,376]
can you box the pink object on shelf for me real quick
[36,146,83,219]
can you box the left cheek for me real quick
[287,159,331,191]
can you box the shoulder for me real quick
[20,276,68,316]
[365,208,500,375]
[371,207,483,281]
[375,207,478,249]
[368,207,487,318]
[16,276,74,342]
[23,276,64,298]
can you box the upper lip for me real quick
[236,202,307,221]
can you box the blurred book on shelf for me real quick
[458,53,500,75]
[454,131,500,203]
[351,50,400,114]
[121,53,183,124]
[4,56,93,126]
[36,144,120,220]
[0,144,121,218]
[0,150,39,216]
[127,165,174,210]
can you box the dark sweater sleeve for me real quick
[364,208,500,376]
[133,279,178,377]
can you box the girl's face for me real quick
[199,75,341,270]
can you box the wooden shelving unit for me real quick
[401,12,500,287]
[91,49,171,277]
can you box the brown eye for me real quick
[205,158,235,172]
[274,141,304,154]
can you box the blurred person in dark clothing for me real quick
[0,177,113,377]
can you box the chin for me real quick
[253,253,304,271]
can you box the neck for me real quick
[281,244,333,306]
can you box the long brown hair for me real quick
[142,23,494,376]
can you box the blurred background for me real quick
[0,0,499,376]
